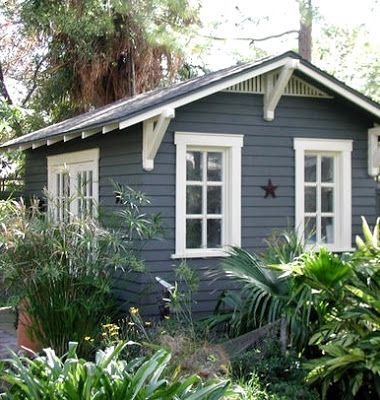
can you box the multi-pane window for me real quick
[175,132,243,258]
[294,138,352,252]
[56,171,71,221]
[186,150,223,249]
[304,154,335,244]
[47,149,99,220]
[77,170,94,218]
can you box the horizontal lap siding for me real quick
[24,91,377,318]
[139,92,377,317]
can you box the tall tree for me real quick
[6,0,201,122]
[298,0,313,61]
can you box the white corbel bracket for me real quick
[263,60,300,121]
[143,108,175,171]
[368,126,380,177]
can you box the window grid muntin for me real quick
[56,171,71,221]
[185,149,225,250]
[77,170,94,218]
[304,152,336,244]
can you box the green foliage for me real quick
[262,227,306,265]
[294,218,380,399]
[0,342,229,399]
[163,261,200,339]
[314,23,380,103]
[303,243,380,398]
[213,241,356,352]
[8,0,201,121]
[213,247,315,349]
[231,340,319,400]
[0,198,129,356]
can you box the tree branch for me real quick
[198,30,299,45]
[22,55,47,106]
[0,61,13,105]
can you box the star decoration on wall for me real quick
[261,179,278,198]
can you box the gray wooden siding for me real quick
[24,92,377,317]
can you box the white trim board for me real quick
[294,138,352,252]
[174,132,243,259]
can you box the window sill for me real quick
[306,244,355,253]
[171,248,229,259]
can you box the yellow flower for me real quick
[130,307,139,315]
[144,321,152,326]
[84,336,91,341]
[128,322,135,326]
[164,315,170,320]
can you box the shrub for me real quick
[0,342,230,399]
[0,199,128,356]
[231,339,319,400]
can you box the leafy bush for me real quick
[0,342,229,399]
[231,339,319,400]
[303,219,380,399]
[0,197,140,356]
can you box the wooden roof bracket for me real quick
[142,108,175,171]
[368,125,380,177]
[263,59,300,121]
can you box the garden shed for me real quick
[2,51,380,316]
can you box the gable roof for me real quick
[2,51,380,150]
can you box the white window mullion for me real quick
[316,154,321,244]
[202,152,207,249]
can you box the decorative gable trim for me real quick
[224,73,333,99]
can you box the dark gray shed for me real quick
[3,51,380,316]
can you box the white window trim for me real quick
[47,148,100,218]
[294,138,353,252]
[173,132,243,258]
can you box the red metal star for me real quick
[261,179,277,198]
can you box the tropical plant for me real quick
[0,342,230,399]
[213,246,353,351]
[303,218,380,399]
[262,227,306,265]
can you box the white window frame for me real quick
[294,138,352,252]
[174,132,243,258]
[47,148,99,219]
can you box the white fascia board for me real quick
[297,63,380,119]
[119,57,294,130]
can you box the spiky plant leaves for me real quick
[1,344,229,399]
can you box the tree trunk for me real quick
[298,0,313,61]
